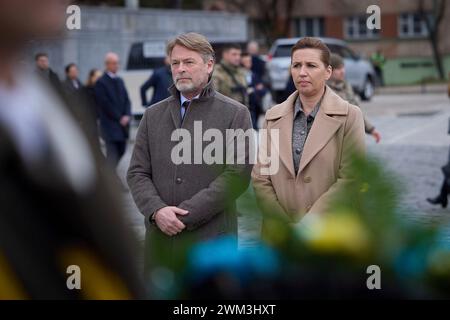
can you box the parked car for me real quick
[266,37,376,103]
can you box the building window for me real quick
[344,15,380,40]
[398,13,429,38]
[249,19,264,43]
[294,17,324,37]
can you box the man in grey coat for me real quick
[127,33,253,275]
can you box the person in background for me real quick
[252,37,365,237]
[241,51,267,129]
[448,71,450,98]
[327,53,381,143]
[84,68,102,119]
[83,68,102,138]
[61,63,99,140]
[34,52,61,91]
[94,52,131,168]
[371,49,385,87]
[127,33,252,282]
[213,43,248,106]
[247,40,267,83]
[426,73,450,208]
[280,75,297,103]
[140,56,173,108]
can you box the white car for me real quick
[267,37,376,103]
[122,41,167,119]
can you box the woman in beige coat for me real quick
[252,37,366,229]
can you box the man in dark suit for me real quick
[63,63,83,97]
[241,51,267,129]
[140,56,173,107]
[35,52,61,91]
[94,52,132,168]
[0,0,143,299]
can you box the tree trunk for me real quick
[419,0,445,80]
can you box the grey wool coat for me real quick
[127,80,252,269]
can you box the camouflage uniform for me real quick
[213,61,249,106]
[327,78,375,134]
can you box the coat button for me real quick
[295,148,301,155]
[304,176,312,183]
[175,177,182,184]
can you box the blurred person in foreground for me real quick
[0,0,142,299]
[327,53,381,143]
[252,37,365,237]
[127,33,252,280]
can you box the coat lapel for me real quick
[266,92,297,177]
[298,86,348,174]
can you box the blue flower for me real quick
[186,236,280,283]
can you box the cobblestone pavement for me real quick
[117,93,450,248]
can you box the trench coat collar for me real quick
[265,86,348,177]
[168,78,216,128]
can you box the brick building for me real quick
[204,0,450,85]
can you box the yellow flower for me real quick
[299,211,371,257]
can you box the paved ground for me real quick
[361,93,450,245]
[117,92,450,248]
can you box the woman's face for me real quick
[291,48,332,97]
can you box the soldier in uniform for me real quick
[213,43,249,106]
[327,53,381,143]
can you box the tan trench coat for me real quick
[252,86,365,225]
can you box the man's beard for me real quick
[175,80,195,93]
